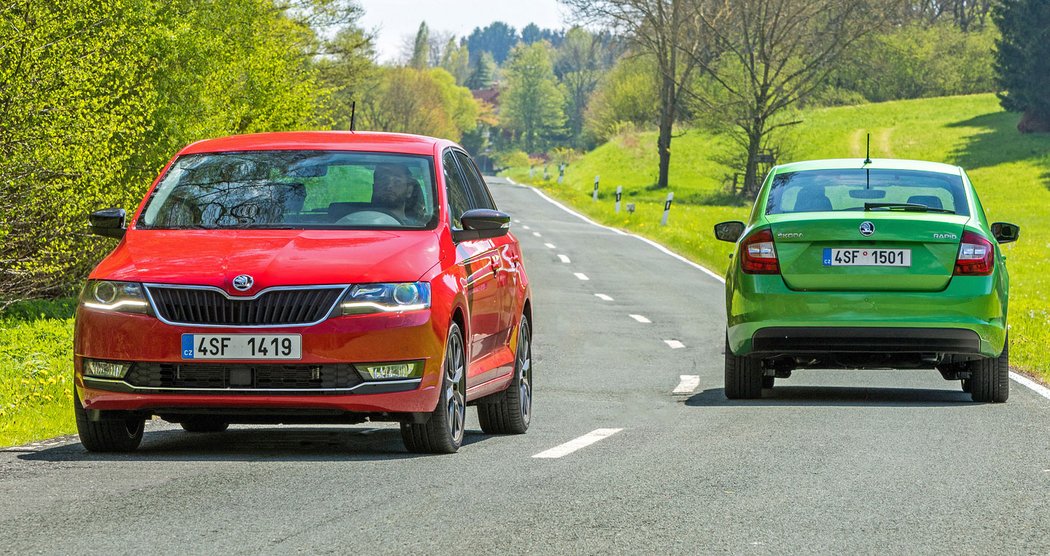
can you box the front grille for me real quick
[147,286,343,326]
[125,363,362,390]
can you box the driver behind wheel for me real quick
[372,163,424,224]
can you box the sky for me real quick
[357,0,572,63]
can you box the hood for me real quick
[92,229,442,295]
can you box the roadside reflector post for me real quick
[615,186,623,212]
[529,165,535,179]
[543,165,549,180]
[593,175,599,201]
[557,163,565,185]
[660,192,674,226]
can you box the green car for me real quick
[715,158,1020,402]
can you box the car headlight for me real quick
[339,282,431,315]
[79,280,149,313]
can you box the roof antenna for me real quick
[350,101,356,132]
[864,133,872,164]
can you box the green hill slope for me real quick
[504,93,1050,383]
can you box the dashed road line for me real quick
[595,293,613,301]
[673,375,701,394]
[522,225,531,230]
[574,272,590,281]
[664,339,685,349]
[532,428,623,459]
[558,254,571,263]
[629,314,651,323]
[544,243,557,249]
[532,232,542,237]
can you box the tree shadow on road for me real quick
[685,386,974,408]
[14,425,494,463]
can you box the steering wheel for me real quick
[335,209,404,226]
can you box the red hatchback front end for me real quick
[74,131,532,454]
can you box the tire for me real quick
[74,390,144,453]
[401,322,467,454]
[725,334,763,399]
[180,418,230,433]
[960,378,972,393]
[478,314,532,435]
[969,337,1009,403]
[762,375,775,389]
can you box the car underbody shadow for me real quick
[686,385,974,408]
[16,425,493,463]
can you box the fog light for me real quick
[355,361,424,381]
[83,359,131,379]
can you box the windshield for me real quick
[765,168,969,216]
[138,151,438,230]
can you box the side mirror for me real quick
[714,221,746,243]
[89,208,127,239]
[452,209,511,242]
[990,222,1020,244]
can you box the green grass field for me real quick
[504,93,1050,384]
[0,300,77,446]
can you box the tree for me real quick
[440,38,472,86]
[410,21,430,68]
[562,0,709,189]
[466,51,497,89]
[360,67,479,140]
[501,42,566,152]
[556,28,624,146]
[685,0,887,194]
[465,21,518,64]
[317,25,377,130]
[584,54,661,141]
[994,0,1050,133]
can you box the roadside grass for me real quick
[503,93,1050,384]
[0,299,76,447]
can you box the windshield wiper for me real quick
[864,202,954,214]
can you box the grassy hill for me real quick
[503,93,1050,383]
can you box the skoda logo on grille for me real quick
[232,274,254,291]
[859,221,875,237]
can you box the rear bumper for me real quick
[727,274,1007,357]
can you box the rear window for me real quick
[765,169,969,216]
[138,150,438,230]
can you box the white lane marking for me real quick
[513,219,521,223]
[532,428,623,459]
[1010,372,1050,401]
[522,225,531,230]
[629,314,651,323]
[574,273,590,281]
[664,339,685,349]
[504,179,1050,402]
[673,375,701,394]
[544,243,557,249]
[595,293,614,301]
[526,185,726,284]
[558,254,571,263]
[533,232,542,237]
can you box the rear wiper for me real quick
[864,202,954,214]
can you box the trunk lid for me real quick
[769,212,970,292]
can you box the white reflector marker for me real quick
[664,339,685,349]
[629,314,651,323]
[595,294,613,301]
[673,375,700,394]
[533,428,623,459]
[558,254,571,263]
[574,273,590,281]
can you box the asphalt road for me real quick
[1,177,1048,554]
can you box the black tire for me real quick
[401,322,466,454]
[180,418,230,433]
[969,338,1009,403]
[74,390,144,452]
[762,375,775,389]
[725,335,763,399]
[478,314,532,434]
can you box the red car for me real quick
[74,131,533,454]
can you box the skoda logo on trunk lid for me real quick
[232,274,254,291]
[859,221,875,237]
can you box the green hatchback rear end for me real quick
[715,159,1020,402]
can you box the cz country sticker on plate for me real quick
[181,334,302,360]
[823,248,911,267]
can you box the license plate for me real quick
[823,248,911,267]
[181,334,302,360]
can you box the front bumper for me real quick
[74,306,445,415]
[727,274,1007,357]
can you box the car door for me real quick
[443,150,502,385]
[453,150,519,347]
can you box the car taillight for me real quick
[954,231,994,276]
[741,228,780,274]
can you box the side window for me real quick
[443,151,471,229]
[454,151,497,210]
